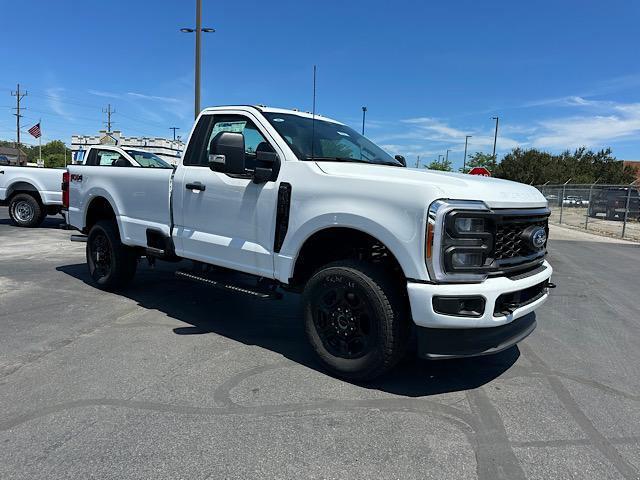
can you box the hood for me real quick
[314,162,547,209]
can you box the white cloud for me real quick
[531,101,640,149]
[46,87,72,121]
[127,92,179,103]
[87,89,122,99]
[372,117,521,159]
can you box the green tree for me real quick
[460,152,496,173]
[23,140,71,165]
[44,153,66,168]
[425,157,453,172]
[494,147,635,184]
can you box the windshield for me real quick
[124,150,173,168]
[263,112,401,166]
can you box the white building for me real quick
[70,131,184,165]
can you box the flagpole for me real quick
[38,119,42,167]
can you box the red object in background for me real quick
[468,167,491,176]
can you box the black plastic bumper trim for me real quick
[417,312,537,359]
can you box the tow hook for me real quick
[546,282,557,289]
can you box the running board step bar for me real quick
[175,269,282,299]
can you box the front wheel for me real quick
[8,193,45,227]
[303,260,410,381]
[86,220,137,290]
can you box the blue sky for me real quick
[1,0,639,169]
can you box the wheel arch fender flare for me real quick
[82,188,125,236]
[7,180,42,203]
[277,212,422,282]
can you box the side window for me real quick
[95,149,129,166]
[206,115,273,171]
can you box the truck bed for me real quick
[0,166,65,205]
[67,166,173,246]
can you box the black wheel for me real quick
[8,193,45,227]
[303,260,410,381]
[86,220,137,290]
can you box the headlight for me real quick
[426,200,491,283]
[451,252,484,268]
[454,217,485,233]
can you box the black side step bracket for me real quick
[175,269,282,300]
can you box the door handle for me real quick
[186,182,206,192]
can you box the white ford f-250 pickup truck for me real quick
[65,105,554,380]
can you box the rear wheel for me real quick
[86,220,137,290]
[8,193,45,227]
[303,260,410,381]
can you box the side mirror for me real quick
[253,150,279,184]
[208,131,245,174]
[394,155,407,167]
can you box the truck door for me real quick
[173,113,280,278]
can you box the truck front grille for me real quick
[494,219,548,261]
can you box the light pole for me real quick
[181,0,215,120]
[463,135,472,173]
[361,106,367,135]
[491,116,499,162]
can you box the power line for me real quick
[10,83,27,165]
[103,104,115,132]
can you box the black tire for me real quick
[86,220,137,290]
[303,260,410,382]
[8,193,46,227]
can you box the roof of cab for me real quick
[200,105,344,125]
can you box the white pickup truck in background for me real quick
[66,105,554,380]
[0,166,65,227]
[1,146,172,227]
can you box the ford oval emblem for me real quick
[521,225,547,251]
[531,227,547,250]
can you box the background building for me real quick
[70,131,184,165]
[623,160,640,184]
[0,146,28,166]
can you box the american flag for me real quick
[28,122,41,138]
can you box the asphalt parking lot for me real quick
[1,207,639,480]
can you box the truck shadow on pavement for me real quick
[0,215,66,229]
[57,261,518,397]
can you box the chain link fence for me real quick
[536,183,640,241]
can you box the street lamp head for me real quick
[362,106,367,112]
[180,28,195,33]
[201,27,216,33]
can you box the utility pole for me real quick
[170,127,180,141]
[103,104,115,132]
[463,135,472,173]
[361,106,367,135]
[491,116,499,162]
[181,0,215,119]
[11,84,27,166]
[195,0,202,119]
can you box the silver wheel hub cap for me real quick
[14,201,34,222]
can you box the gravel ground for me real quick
[1,207,639,480]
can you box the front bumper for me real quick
[416,312,537,359]
[407,260,553,330]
